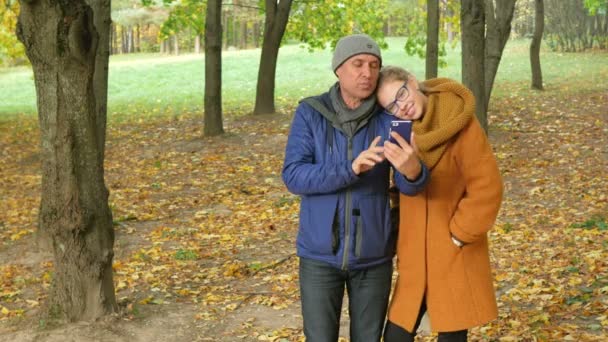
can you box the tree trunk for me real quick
[129,26,134,53]
[426,0,439,79]
[461,0,487,131]
[530,0,544,90]
[232,16,239,47]
[121,26,127,54]
[446,2,455,43]
[16,0,117,321]
[253,22,260,48]
[136,24,141,52]
[204,0,224,136]
[173,35,179,55]
[195,35,201,54]
[484,0,516,114]
[253,0,293,115]
[222,11,229,50]
[461,0,516,132]
[240,21,247,49]
[111,21,117,55]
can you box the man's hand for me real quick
[384,131,421,180]
[352,136,386,175]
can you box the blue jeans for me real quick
[299,257,393,342]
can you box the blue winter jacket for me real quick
[282,92,429,270]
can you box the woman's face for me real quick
[377,78,425,120]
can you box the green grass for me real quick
[0,37,606,120]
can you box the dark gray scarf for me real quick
[328,82,377,138]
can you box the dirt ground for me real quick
[1,88,607,341]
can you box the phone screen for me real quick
[389,120,412,146]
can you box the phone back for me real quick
[389,120,412,145]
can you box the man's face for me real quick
[335,54,380,107]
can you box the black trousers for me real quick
[383,298,468,342]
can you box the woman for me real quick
[378,66,503,342]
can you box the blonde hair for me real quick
[378,65,425,92]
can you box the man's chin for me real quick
[357,89,374,99]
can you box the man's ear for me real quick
[335,66,344,79]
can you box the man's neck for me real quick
[341,93,362,110]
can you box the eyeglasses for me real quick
[384,81,409,116]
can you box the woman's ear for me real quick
[408,76,419,88]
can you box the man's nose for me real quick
[361,64,372,77]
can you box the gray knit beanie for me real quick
[332,34,382,73]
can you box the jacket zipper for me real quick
[342,138,354,270]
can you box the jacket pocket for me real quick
[298,195,339,256]
[354,194,392,260]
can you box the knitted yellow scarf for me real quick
[413,78,474,169]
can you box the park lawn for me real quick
[0,37,606,120]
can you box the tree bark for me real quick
[222,10,229,50]
[253,22,260,48]
[111,21,117,55]
[204,0,224,136]
[461,0,487,131]
[121,26,127,53]
[195,35,201,54]
[136,24,141,53]
[16,0,117,321]
[129,26,135,53]
[484,0,516,107]
[253,0,293,115]
[426,0,439,79]
[461,0,516,132]
[232,16,239,47]
[530,0,544,90]
[240,21,247,49]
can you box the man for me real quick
[281,34,429,342]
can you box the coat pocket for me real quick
[298,195,339,256]
[354,194,392,260]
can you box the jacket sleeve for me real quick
[449,118,504,244]
[393,161,430,196]
[282,104,359,195]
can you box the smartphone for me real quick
[388,120,412,146]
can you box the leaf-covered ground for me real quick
[0,87,606,341]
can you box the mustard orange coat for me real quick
[387,117,503,332]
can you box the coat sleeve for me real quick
[282,104,359,195]
[449,118,504,243]
[393,161,430,196]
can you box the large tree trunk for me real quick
[426,0,439,79]
[530,0,544,90]
[461,0,487,131]
[16,0,117,321]
[484,0,516,106]
[253,0,293,115]
[204,0,224,136]
[461,0,516,132]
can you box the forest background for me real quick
[1,0,607,341]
